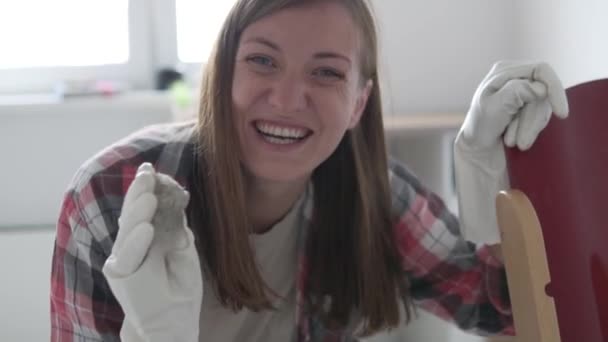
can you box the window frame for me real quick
[0,0,232,95]
[0,0,156,94]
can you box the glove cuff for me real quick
[121,318,200,342]
[453,131,509,245]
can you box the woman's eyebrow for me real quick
[242,36,351,65]
[313,52,351,66]
[243,36,280,51]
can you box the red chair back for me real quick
[505,78,608,341]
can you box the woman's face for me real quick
[232,1,372,184]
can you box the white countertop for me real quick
[383,112,465,133]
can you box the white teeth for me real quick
[256,122,308,139]
[262,135,297,145]
[272,126,282,137]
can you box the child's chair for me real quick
[496,78,608,342]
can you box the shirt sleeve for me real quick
[388,159,514,336]
[50,189,123,341]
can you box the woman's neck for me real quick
[245,174,309,234]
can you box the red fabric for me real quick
[505,78,608,341]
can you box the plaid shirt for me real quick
[50,121,514,341]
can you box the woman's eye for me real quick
[246,55,275,68]
[313,68,345,81]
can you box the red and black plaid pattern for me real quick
[50,122,513,341]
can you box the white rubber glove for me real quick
[102,162,203,342]
[454,61,569,245]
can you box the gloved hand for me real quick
[102,162,203,342]
[454,61,569,245]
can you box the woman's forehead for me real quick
[239,2,361,57]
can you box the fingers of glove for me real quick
[180,225,196,250]
[167,251,203,294]
[502,81,547,148]
[484,62,569,117]
[138,162,155,174]
[515,100,553,150]
[164,223,195,254]
[175,222,191,250]
[155,173,191,210]
[490,79,542,115]
[116,193,157,250]
[503,116,520,148]
[107,222,155,276]
[167,229,203,292]
[123,171,156,214]
[484,61,551,87]
[529,81,548,98]
[531,63,569,118]
[483,62,541,93]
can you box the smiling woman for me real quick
[231,2,373,185]
[48,0,570,341]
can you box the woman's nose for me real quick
[267,73,308,114]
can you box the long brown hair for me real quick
[189,0,412,336]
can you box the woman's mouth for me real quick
[253,120,313,145]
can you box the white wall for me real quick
[0,228,56,342]
[0,1,520,341]
[514,0,608,88]
[0,92,173,227]
[373,0,519,114]
[0,94,173,341]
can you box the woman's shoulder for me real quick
[56,121,198,258]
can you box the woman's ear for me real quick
[349,79,374,129]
